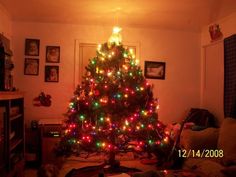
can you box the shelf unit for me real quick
[0,91,24,177]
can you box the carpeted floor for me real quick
[24,159,157,177]
[65,164,142,177]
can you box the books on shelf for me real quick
[10,106,20,117]
[10,131,15,140]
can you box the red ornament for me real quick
[94,90,100,96]
[112,46,122,58]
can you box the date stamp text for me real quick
[178,149,224,158]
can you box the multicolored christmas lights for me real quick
[58,27,171,158]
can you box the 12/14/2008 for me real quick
[178,149,224,158]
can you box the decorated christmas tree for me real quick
[58,27,172,167]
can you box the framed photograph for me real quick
[46,46,60,63]
[24,58,39,75]
[25,39,40,56]
[144,61,166,79]
[45,65,59,82]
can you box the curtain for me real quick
[224,34,236,118]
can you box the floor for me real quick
[24,159,157,177]
[24,168,37,177]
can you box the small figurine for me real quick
[209,24,223,41]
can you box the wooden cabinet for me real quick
[0,92,24,177]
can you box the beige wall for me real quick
[12,22,201,125]
[0,4,12,39]
[2,1,236,129]
[200,12,236,125]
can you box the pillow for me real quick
[218,118,236,164]
[180,128,219,151]
[191,125,207,131]
[132,170,159,177]
[221,166,236,177]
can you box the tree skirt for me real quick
[65,164,141,177]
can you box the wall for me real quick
[200,12,236,125]
[0,4,12,39]
[12,22,201,125]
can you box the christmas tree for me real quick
[58,27,172,166]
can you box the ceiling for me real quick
[1,0,236,32]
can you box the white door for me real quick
[202,41,224,124]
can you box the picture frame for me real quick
[25,39,40,56]
[46,46,60,63]
[45,65,59,82]
[24,58,39,75]
[144,61,166,79]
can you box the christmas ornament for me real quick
[57,27,172,168]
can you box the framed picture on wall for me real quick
[45,65,59,82]
[144,61,166,79]
[24,58,39,75]
[25,38,40,56]
[46,46,60,63]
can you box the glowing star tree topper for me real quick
[108,26,122,45]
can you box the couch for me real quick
[180,118,236,177]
